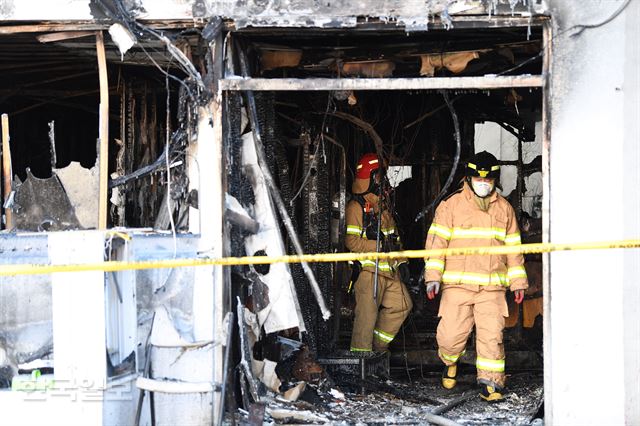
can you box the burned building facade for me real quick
[0,0,638,425]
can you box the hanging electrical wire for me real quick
[94,0,206,98]
[290,94,333,204]
[414,90,461,223]
[568,0,633,37]
[499,0,634,76]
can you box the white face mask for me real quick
[472,180,494,198]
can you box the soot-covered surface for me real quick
[236,372,543,425]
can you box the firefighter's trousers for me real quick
[436,287,508,387]
[350,270,413,352]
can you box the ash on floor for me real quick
[236,372,544,425]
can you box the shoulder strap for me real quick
[353,195,374,237]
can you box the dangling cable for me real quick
[414,91,461,222]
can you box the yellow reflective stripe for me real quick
[507,265,527,279]
[382,227,396,235]
[439,349,466,363]
[452,227,506,241]
[426,259,445,272]
[350,347,372,352]
[346,225,363,235]
[373,329,394,343]
[476,357,505,372]
[360,260,393,271]
[442,271,508,286]
[428,223,452,240]
[505,232,522,245]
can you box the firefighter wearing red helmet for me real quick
[345,153,412,354]
[423,150,528,401]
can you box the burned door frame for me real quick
[221,12,551,384]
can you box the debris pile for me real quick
[232,372,543,424]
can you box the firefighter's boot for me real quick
[479,383,504,402]
[441,364,458,389]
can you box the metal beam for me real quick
[221,75,544,91]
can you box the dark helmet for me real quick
[465,151,500,180]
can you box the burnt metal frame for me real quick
[220,75,544,91]
[219,13,552,416]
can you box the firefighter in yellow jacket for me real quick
[424,151,528,401]
[346,153,413,353]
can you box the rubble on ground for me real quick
[233,372,543,425]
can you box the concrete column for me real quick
[548,2,636,424]
[623,1,640,422]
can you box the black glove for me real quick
[349,261,362,285]
[365,224,384,241]
[382,234,401,252]
[397,263,411,285]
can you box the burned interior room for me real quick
[0,21,212,417]
[0,28,201,231]
[223,23,545,423]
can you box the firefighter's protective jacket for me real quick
[346,173,412,352]
[345,176,405,278]
[424,182,529,292]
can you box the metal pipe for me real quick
[135,312,156,426]
[421,413,462,426]
[431,391,477,415]
[373,189,382,302]
[216,312,234,426]
[237,44,331,321]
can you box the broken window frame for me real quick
[0,23,223,416]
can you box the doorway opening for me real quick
[224,20,547,423]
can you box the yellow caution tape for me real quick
[105,230,132,241]
[0,239,638,277]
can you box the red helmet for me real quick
[355,153,380,179]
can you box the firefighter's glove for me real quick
[397,263,411,285]
[382,234,401,252]
[513,289,524,304]
[347,261,362,293]
[365,225,384,242]
[426,281,440,300]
